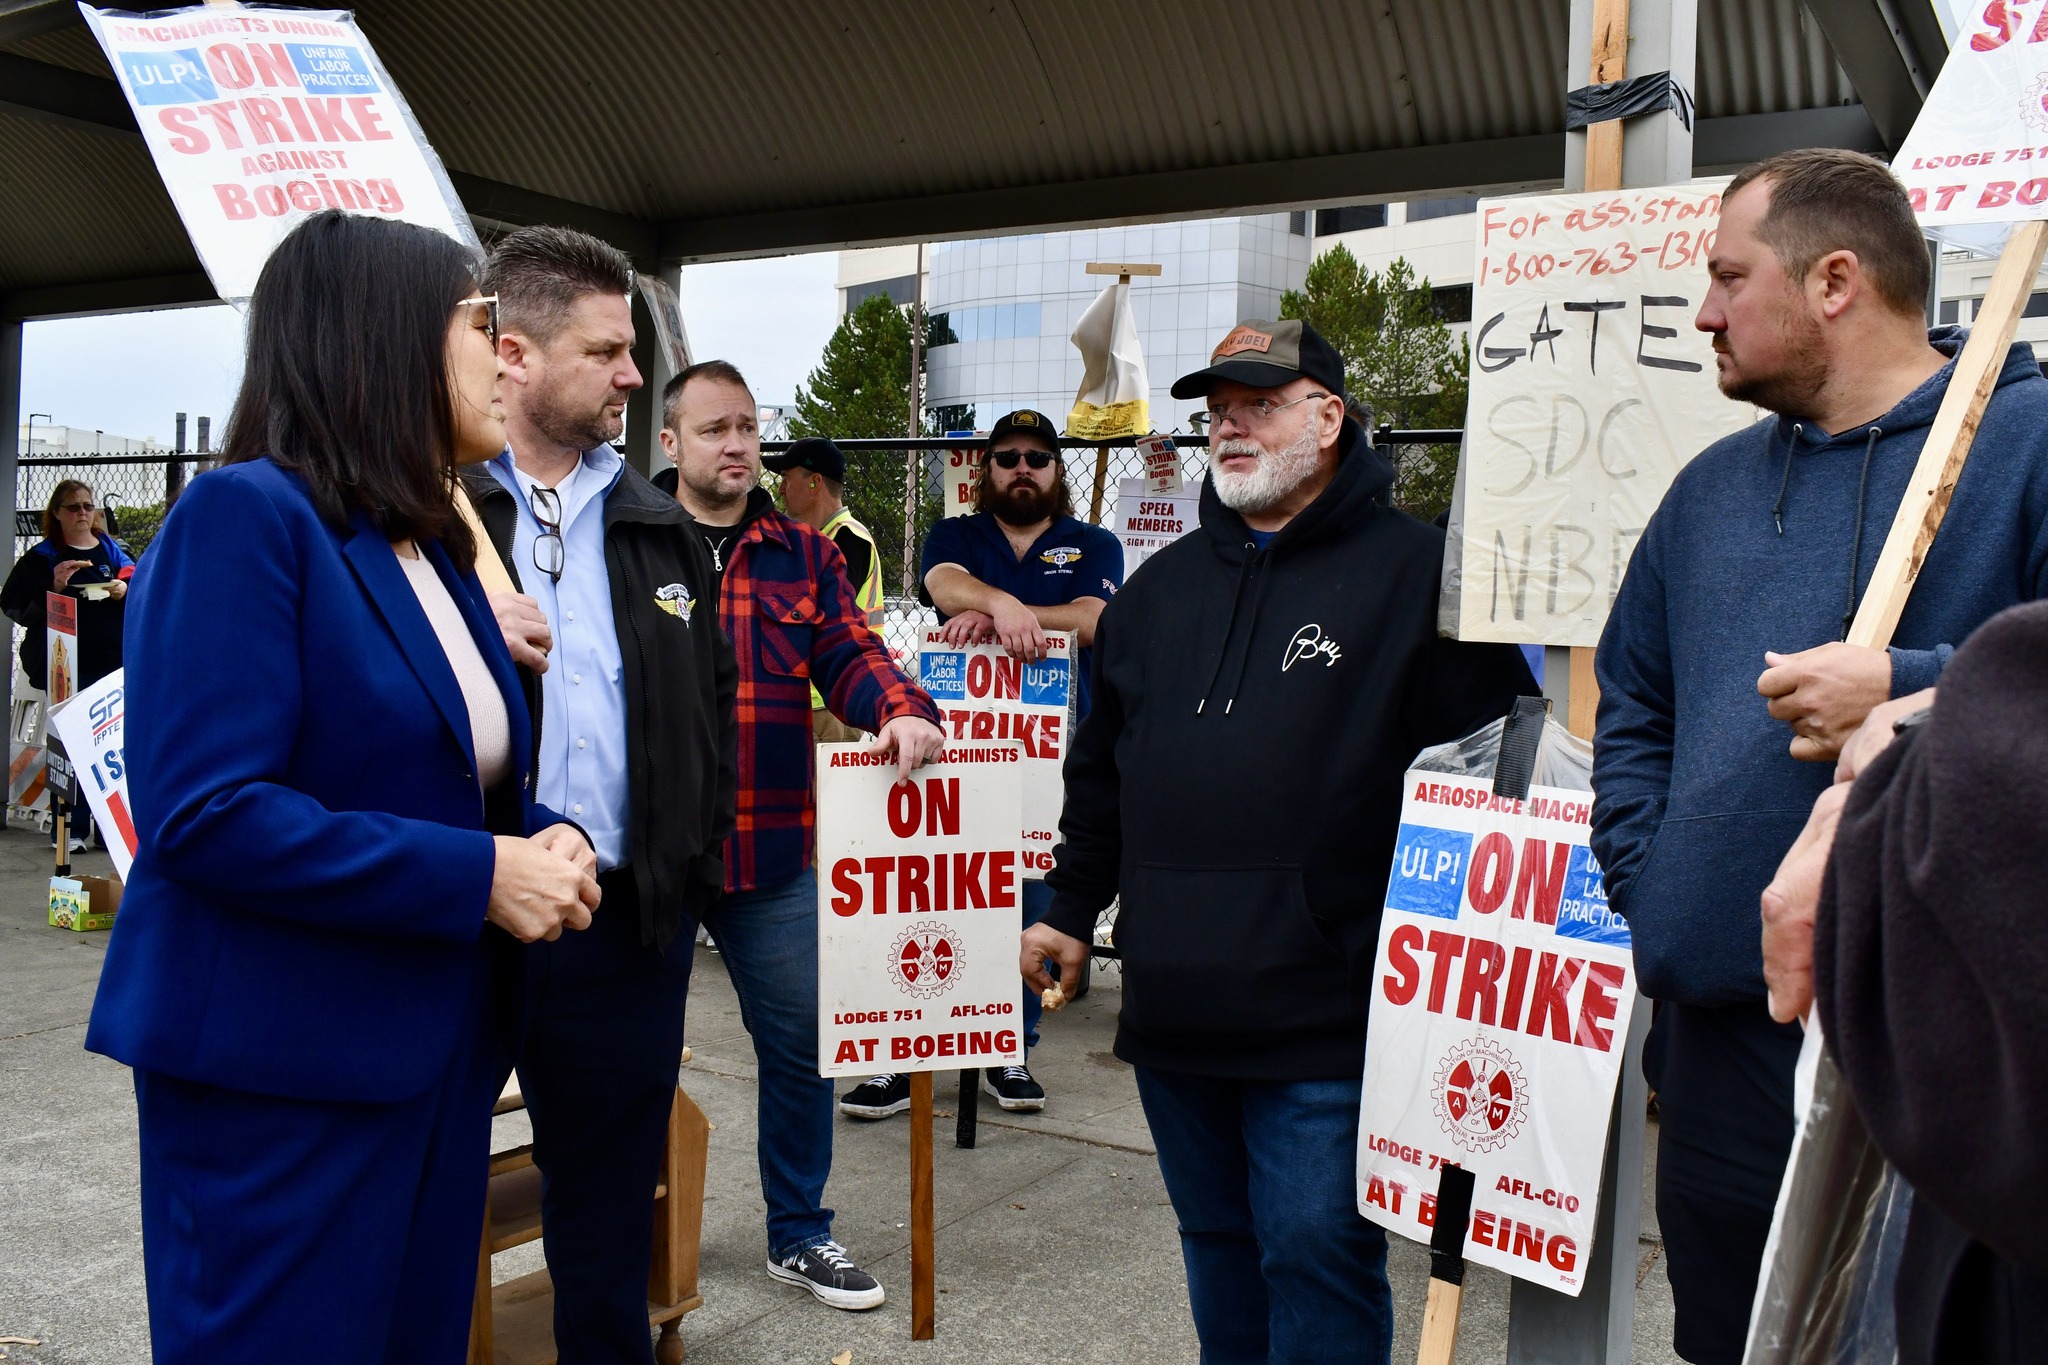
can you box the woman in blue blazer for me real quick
[86,212,601,1365]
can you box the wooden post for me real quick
[909,1070,936,1340]
[1564,0,1632,741]
[1846,218,2048,647]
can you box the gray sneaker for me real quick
[767,1239,886,1310]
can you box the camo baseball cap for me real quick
[1169,318,1347,399]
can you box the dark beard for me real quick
[1717,310,1828,417]
[987,479,1061,527]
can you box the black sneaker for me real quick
[982,1064,1046,1111]
[767,1239,886,1310]
[838,1073,911,1120]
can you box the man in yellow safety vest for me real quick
[766,437,886,744]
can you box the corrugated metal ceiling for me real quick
[3,0,1872,306]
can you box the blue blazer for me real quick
[86,459,565,1105]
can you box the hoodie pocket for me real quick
[1623,809,1811,1007]
[1117,861,1357,1041]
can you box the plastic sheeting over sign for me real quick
[1443,182,1759,648]
[1893,4,2048,231]
[1357,715,1634,1295]
[1067,279,1150,439]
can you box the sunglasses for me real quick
[988,450,1055,470]
[60,501,97,514]
[457,294,500,345]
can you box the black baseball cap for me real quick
[1170,318,1347,399]
[762,436,845,481]
[987,408,1059,452]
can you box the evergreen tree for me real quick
[1280,247,1469,519]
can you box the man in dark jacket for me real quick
[472,226,738,1365]
[1592,149,2048,1363]
[1760,606,2048,1364]
[1023,318,1536,1363]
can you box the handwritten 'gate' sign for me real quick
[816,743,1026,1077]
[1449,183,1759,648]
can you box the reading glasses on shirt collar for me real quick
[988,449,1055,470]
[528,484,564,584]
[1201,393,1331,431]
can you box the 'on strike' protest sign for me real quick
[916,631,1073,875]
[815,743,1026,1077]
[80,3,475,300]
[1893,2,2048,227]
[1447,183,1759,648]
[1357,770,1636,1295]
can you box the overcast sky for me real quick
[20,252,842,448]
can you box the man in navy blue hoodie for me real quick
[1593,148,2048,1363]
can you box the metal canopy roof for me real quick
[1,0,1942,321]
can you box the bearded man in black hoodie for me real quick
[1023,318,1537,1364]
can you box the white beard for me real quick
[1209,418,1322,514]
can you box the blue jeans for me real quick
[1020,878,1054,1052]
[699,868,834,1260]
[1134,1066,1392,1365]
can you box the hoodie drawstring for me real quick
[1841,426,1881,639]
[1195,548,1257,715]
[1771,423,1802,535]
[1219,560,1274,715]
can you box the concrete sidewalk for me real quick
[0,826,1679,1363]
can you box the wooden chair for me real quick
[470,1072,711,1364]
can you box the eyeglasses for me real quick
[988,450,1055,470]
[59,501,96,514]
[457,294,500,345]
[528,485,563,583]
[1202,393,1331,431]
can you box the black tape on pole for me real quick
[1565,70,1695,133]
[1492,694,1552,800]
[1428,1163,1478,1286]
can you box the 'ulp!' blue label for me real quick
[1020,657,1070,708]
[918,651,966,701]
[1554,844,1630,947]
[1385,824,1471,919]
[119,49,216,105]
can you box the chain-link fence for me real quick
[772,427,1462,668]
[13,455,200,563]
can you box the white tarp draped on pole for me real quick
[1445,182,1759,647]
[78,2,476,301]
[1067,279,1150,439]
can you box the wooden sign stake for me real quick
[909,1070,936,1339]
[1416,1164,1477,1365]
[1846,217,2048,647]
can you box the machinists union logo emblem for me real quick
[2024,72,2048,137]
[1039,546,1082,568]
[1433,1038,1528,1153]
[654,582,695,623]
[888,922,966,999]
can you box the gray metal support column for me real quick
[1,320,20,733]
[1510,2,1696,1361]
[623,263,684,481]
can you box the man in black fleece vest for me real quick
[1023,318,1536,1364]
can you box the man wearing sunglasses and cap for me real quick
[1019,319,1536,1363]
[762,437,886,746]
[835,411,1122,1122]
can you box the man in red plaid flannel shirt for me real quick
[654,359,943,1312]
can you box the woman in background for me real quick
[85,210,600,1365]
